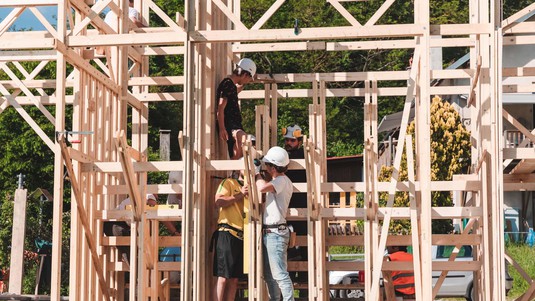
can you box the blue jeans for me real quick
[263,231,294,301]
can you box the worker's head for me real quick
[262,146,290,173]
[129,0,134,6]
[146,193,158,206]
[387,245,407,254]
[282,124,304,152]
[234,58,256,84]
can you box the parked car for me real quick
[329,245,513,300]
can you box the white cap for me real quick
[146,194,157,201]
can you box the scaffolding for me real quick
[2,0,535,300]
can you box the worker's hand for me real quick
[219,130,228,142]
[241,184,249,197]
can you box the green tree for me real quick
[378,96,471,234]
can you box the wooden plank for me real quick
[0,62,56,124]
[8,189,27,294]
[432,219,476,298]
[103,184,182,195]
[502,2,535,31]
[365,0,395,26]
[0,50,57,62]
[0,7,24,35]
[503,148,535,160]
[405,135,423,300]
[28,6,58,38]
[0,0,57,6]
[327,0,361,27]
[146,0,184,32]
[191,24,425,42]
[141,46,185,55]
[129,76,184,86]
[211,0,247,30]
[54,40,120,94]
[251,0,285,30]
[0,92,56,150]
[66,31,186,48]
[502,109,535,144]
[234,41,326,52]
[58,137,111,300]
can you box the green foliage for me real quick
[378,96,471,234]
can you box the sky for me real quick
[0,6,58,31]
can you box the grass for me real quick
[505,243,535,299]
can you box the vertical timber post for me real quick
[51,1,67,299]
[8,186,28,294]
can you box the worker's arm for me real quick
[162,221,179,236]
[255,174,275,193]
[128,8,145,28]
[215,186,247,208]
[217,97,228,141]
[130,16,145,28]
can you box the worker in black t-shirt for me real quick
[216,58,256,160]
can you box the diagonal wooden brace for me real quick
[58,136,111,301]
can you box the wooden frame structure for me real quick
[3,0,535,300]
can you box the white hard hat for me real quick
[146,194,157,201]
[282,124,303,139]
[263,146,290,167]
[237,58,257,77]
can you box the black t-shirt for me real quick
[286,147,307,208]
[216,78,242,131]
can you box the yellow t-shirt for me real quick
[216,178,245,238]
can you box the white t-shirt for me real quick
[104,7,141,31]
[116,197,132,210]
[262,175,293,225]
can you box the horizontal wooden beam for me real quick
[319,207,482,220]
[0,0,57,6]
[233,37,476,53]
[104,184,182,195]
[191,24,426,42]
[141,46,185,56]
[129,76,184,86]
[503,148,535,159]
[81,160,184,172]
[67,32,186,47]
[0,50,57,62]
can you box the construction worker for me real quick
[211,172,248,301]
[96,0,145,56]
[103,194,159,265]
[386,246,415,299]
[255,146,294,300]
[216,58,256,160]
[282,124,308,296]
[282,124,304,159]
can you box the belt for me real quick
[217,223,244,239]
[262,223,287,234]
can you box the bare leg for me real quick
[232,130,247,159]
[224,278,239,301]
[215,277,228,301]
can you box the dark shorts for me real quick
[213,231,244,279]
